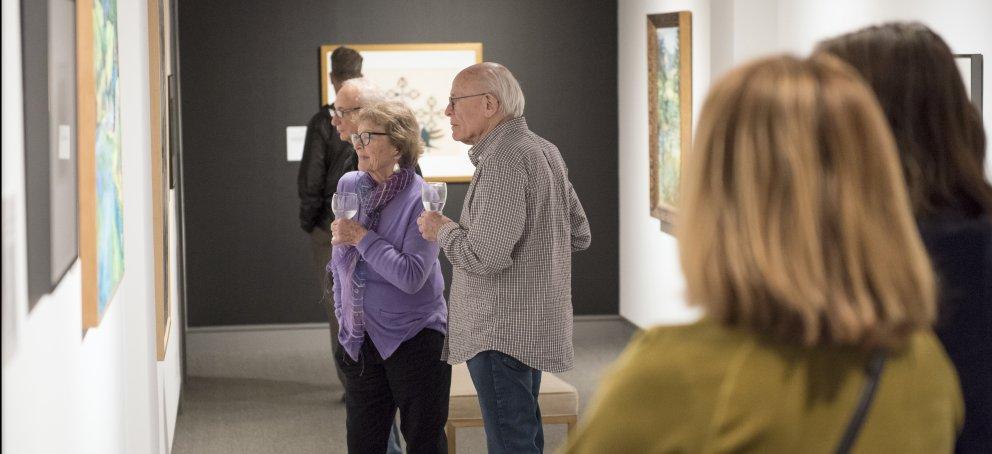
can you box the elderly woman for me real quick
[563,55,962,452]
[817,24,992,452]
[329,99,450,453]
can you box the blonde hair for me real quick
[679,54,935,349]
[355,99,424,169]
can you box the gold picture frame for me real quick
[320,43,483,183]
[147,0,173,359]
[647,12,692,233]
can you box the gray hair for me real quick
[466,62,525,118]
[340,77,384,106]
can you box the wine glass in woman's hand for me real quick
[332,192,358,220]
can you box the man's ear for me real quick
[483,94,500,118]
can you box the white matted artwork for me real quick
[320,43,483,182]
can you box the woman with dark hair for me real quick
[818,23,991,453]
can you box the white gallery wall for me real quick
[1,0,183,452]
[619,0,992,328]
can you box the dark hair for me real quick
[816,22,992,219]
[330,46,363,81]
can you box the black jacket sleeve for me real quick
[298,107,333,233]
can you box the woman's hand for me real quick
[331,219,368,246]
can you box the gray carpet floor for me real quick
[173,318,638,453]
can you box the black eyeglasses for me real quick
[447,92,489,110]
[331,106,361,118]
[350,131,389,148]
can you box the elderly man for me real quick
[298,46,362,398]
[418,62,591,453]
[331,77,383,142]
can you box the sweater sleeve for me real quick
[356,202,440,295]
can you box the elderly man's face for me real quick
[332,86,362,142]
[445,75,492,145]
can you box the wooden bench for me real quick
[446,362,579,453]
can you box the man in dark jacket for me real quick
[297,46,362,393]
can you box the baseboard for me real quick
[186,322,328,333]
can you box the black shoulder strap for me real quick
[835,350,887,454]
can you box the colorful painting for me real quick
[94,0,124,314]
[647,12,692,233]
[79,0,124,328]
[320,43,483,182]
[655,26,681,210]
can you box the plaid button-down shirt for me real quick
[438,117,591,372]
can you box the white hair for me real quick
[340,77,384,106]
[468,62,525,118]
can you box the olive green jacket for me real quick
[563,320,962,453]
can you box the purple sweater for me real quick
[332,171,447,361]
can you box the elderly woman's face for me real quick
[445,75,490,145]
[354,121,399,179]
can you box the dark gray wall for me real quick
[178,0,619,326]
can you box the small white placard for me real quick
[286,126,307,162]
[58,125,71,160]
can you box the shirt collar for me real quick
[467,117,529,166]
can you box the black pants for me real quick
[336,329,451,454]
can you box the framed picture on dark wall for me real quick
[647,11,692,233]
[955,54,983,114]
[21,0,79,308]
[319,43,482,182]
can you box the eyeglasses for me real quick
[350,131,389,148]
[447,92,489,110]
[331,106,361,118]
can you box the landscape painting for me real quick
[647,11,691,233]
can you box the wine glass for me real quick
[421,182,447,213]
[331,192,359,220]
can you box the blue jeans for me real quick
[466,350,543,454]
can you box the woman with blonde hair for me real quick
[563,55,962,453]
[329,99,450,453]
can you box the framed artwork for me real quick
[78,0,124,329]
[647,11,692,233]
[955,54,983,114]
[319,43,483,182]
[147,0,172,359]
[21,0,78,308]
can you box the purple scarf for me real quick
[328,168,415,354]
